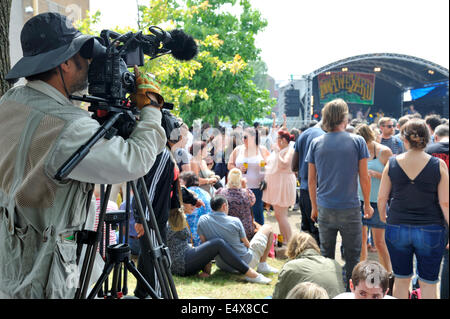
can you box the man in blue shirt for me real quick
[292,122,325,245]
[197,195,278,278]
[306,99,373,290]
[379,117,404,155]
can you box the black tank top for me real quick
[387,156,444,226]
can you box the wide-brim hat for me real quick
[6,12,95,82]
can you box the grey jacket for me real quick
[0,81,166,298]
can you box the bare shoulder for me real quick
[380,144,393,156]
[438,158,449,172]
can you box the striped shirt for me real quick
[381,136,404,155]
[94,198,118,257]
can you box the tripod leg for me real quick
[125,259,160,299]
[75,244,94,299]
[111,263,122,298]
[130,181,169,298]
[87,261,115,299]
[78,184,113,299]
[135,178,179,299]
[122,182,131,296]
[148,231,173,299]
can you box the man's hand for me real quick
[135,223,145,238]
[183,203,195,214]
[239,165,248,174]
[363,203,374,219]
[311,207,319,222]
[129,66,163,110]
[195,199,205,208]
[241,177,247,188]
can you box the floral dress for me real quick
[215,187,256,240]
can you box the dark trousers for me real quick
[134,224,167,299]
[251,188,264,225]
[184,238,249,276]
[318,206,362,291]
[299,189,320,245]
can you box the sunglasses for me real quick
[382,125,394,129]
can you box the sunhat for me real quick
[6,12,95,82]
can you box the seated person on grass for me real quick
[285,282,329,299]
[272,232,345,299]
[197,195,279,280]
[179,171,213,247]
[167,187,270,284]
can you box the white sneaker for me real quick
[257,262,279,274]
[245,273,272,285]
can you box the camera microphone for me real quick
[165,29,198,61]
[147,27,198,61]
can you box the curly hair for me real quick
[227,168,242,189]
[278,130,295,142]
[401,119,430,150]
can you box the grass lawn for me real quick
[125,257,287,299]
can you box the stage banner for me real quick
[318,72,376,105]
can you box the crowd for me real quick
[104,98,448,300]
[0,12,448,300]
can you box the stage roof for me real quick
[308,53,449,91]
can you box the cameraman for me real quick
[0,12,166,299]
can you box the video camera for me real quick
[72,26,197,139]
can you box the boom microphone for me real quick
[165,29,198,61]
[141,28,198,61]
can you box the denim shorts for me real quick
[385,223,447,284]
[360,201,386,229]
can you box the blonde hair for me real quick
[378,117,392,127]
[287,232,321,259]
[286,282,329,299]
[227,168,242,189]
[168,207,187,231]
[321,99,349,132]
[355,124,375,143]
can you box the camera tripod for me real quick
[55,106,178,299]
[76,180,177,299]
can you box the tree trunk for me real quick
[0,0,12,97]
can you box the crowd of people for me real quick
[105,97,448,299]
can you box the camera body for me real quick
[87,47,136,103]
[83,30,147,104]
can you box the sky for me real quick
[89,0,449,82]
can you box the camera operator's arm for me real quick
[47,67,167,185]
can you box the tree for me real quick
[0,0,12,96]
[164,0,276,126]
